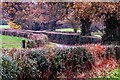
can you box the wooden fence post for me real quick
[22,40,26,48]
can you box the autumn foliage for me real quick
[2,2,120,29]
[7,21,21,29]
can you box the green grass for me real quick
[106,67,120,79]
[97,67,120,79]
[55,28,102,38]
[0,34,27,49]
[55,28,81,32]
[0,25,10,29]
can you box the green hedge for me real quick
[1,46,120,79]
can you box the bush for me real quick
[1,45,120,79]
[27,34,49,48]
[2,55,18,80]
[17,50,50,79]
[48,47,94,78]
[1,29,49,48]
[1,29,30,38]
[26,40,37,48]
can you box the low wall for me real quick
[0,29,101,45]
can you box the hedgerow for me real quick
[1,45,120,79]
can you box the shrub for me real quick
[2,47,94,79]
[2,55,18,80]
[49,47,93,78]
[1,45,120,79]
[26,40,37,48]
[27,34,49,48]
[17,50,50,79]
[1,29,29,38]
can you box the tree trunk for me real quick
[116,26,120,44]
[66,17,77,33]
[80,18,91,36]
[102,12,119,44]
[74,28,77,33]
[49,21,56,31]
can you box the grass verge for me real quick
[0,34,27,49]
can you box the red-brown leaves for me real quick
[85,44,106,57]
